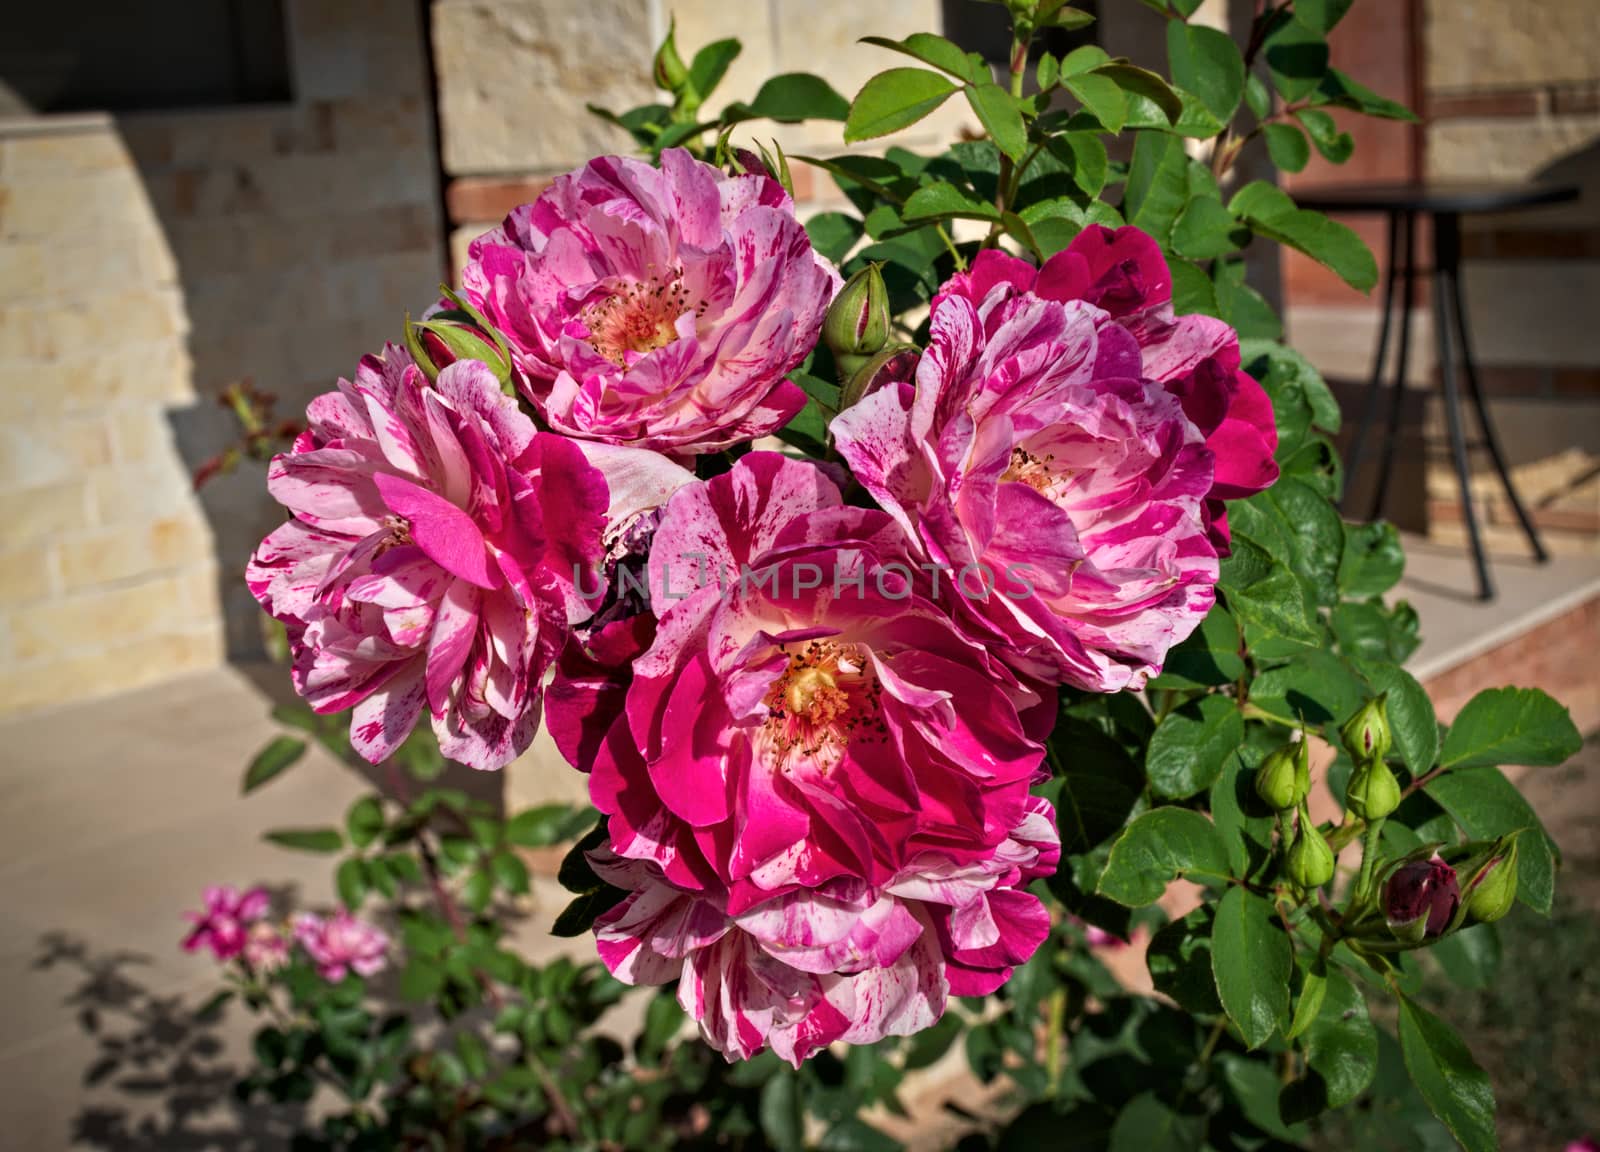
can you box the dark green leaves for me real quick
[903,182,1000,222]
[1052,717,1145,855]
[506,803,589,848]
[244,736,305,794]
[1230,181,1378,292]
[845,69,958,142]
[965,83,1027,160]
[1339,520,1405,598]
[1146,695,1244,799]
[805,212,865,263]
[732,73,849,123]
[1098,809,1231,906]
[346,796,385,849]
[1264,123,1311,173]
[859,33,989,86]
[1212,887,1291,1049]
[1166,22,1245,122]
[1439,686,1582,770]
[1397,995,1497,1152]
[1123,132,1189,242]
[1150,602,1245,689]
[264,827,343,854]
[1426,767,1558,913]
[688,39,741,103]
[1281,967,1377,1121]
[1263,13,1329,102]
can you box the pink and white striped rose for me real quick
[458,149,839,454]
[246,346,609,771]
[832,261,1220,693]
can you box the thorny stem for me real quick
[984,23,1034,249]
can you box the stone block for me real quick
[87,462,201,528]
[1425,0,1600,91]
[0,546,56,605]
[56,517,212,592]
[0,625,223,716]
[432,0,654,176]
[1428,115,1600,183]
[0,482,91,544]
[0,419,113,491]
[8,572,205,662]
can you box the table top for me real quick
[1293,181,1580,215]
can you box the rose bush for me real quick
[195,2,1587,1149]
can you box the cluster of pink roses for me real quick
[183,885,389,983]
[247,148,1277,1064]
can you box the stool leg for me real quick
[1435,263,1494,600]
[1370,209,1416,522]
[1448,262,1549,563]
[1343,209,1400,514]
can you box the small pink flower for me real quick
[243,921,291,974]
[458,149,840,454]
[1075,920,1128,951]
[246,346,611,770]
[293,912,389,982]
[1565,1138,1599,1152]
[832,270,1218,692]
[182,886,270,962]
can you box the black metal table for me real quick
[1296,181,1579,600]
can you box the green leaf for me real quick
[551,884,627,937]
[243,736,305,795]
[1219,535,1320,649]
[902,181,1001,222]
[1252,476,1346,605]
[733,73,849,123]
[1339,519,1405,597]
[1169,259,1217,316]
[1171,195,1246,260]
[1287,961,1328,1041]
[1064,73,1127,133]
[336,857,367,909]
[1439,686,1582,770]
[1146,907,1222,1015]
[1295,0,1355,34]
[1280,967,1377,1121]
[1296,108,1354,163]
[845,69,959,142]
[1212,886,1292,1049]
[1149,602,1245,689]
[1397,994,1497,1152]
[506,803,576,848]
[1250,649,1369,728]
[1063,131,1108,197]
[805,212,865,263]
[1264,14,1330,102]
[1431,923,1501,989]
[1109,1092,1203,1152]
[1146,694,1244,799]
[1052,717,1145,855]
[1123,132,1189,242]
[1166,22,1245,121]
[1098,809,1231,906]
[1264,123,1311,172]
[688,39,741,103]
[1426,767,1558,913]
[1211,746,1276,876]
[760,1070,805,1152]
[1230,181,1378,292]
[965,83,1027,161]
[1214,261,1283,339]
[860,33,989,86]
[264,827,342,854]
[1092,63,1183,125]
[1360,663,1439,775]
[345,796,384,849]
[904,1011,963,1070]
[1317,68,1418,121]
[818,1118,904,1152]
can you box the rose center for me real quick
[1002,446,1068,500]
[581,274,701,367]
[762,640,882,768]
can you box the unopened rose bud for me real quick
[1340,695,1393,765]
[1465,839,1518,924]
[1345,758,1401,822]
[1286,818,1336,889]
[653,18,691,95]
[1384,854,1460,944]
[825,264,891,371]
[405,291,516,392]
[840,344,919,411]
[1255,743,1306,812]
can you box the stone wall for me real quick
[0,0,446,715]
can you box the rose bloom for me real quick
[246,347,609,770]
[458,148,839,454]
[935,227,1279,552]
[832,261,1218,692]
[551,452,1054,901]
[293,912,390,982]
[243,921,291,974]
[591,797,1058,1066]
[182,886,270,962]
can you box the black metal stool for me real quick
[1296,182,1578,600]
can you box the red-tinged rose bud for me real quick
[1384,854,1460,944]
[824,264,891,368]
[1464,838,1519,924]
[405,290,518,394]
[1340,694,1393,765]
[653,18,691,95]
[840,344,920,411]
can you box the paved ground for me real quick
[2,537,1597,1150]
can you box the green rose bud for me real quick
[1340,694,1393,765]
[1254,743,1303,812]
[405,290,517,393]
[1345,758,1401,822]
[1286,816,1336,889]
[1465,839,1519,924]
[824,264,891,368]
[653,18,691,95]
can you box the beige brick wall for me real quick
[0,0,446,715]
